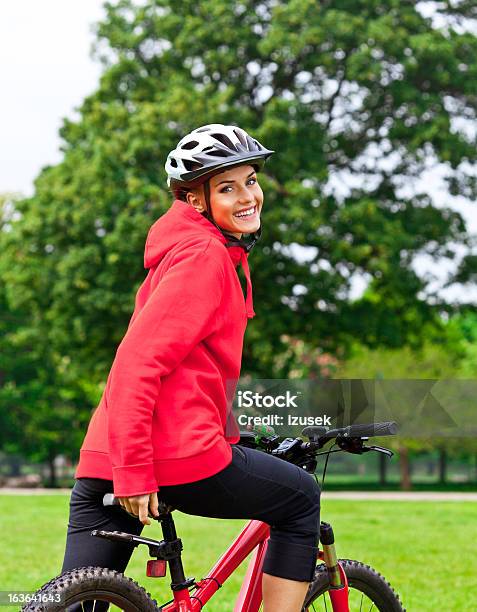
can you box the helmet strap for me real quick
[204,178,212,218]
[223,226,262,253]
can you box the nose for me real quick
[237,184,255,204]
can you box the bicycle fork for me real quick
[319,522,350,612]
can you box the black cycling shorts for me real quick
[62,445,320,585]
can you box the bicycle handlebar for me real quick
[303,421,398,440]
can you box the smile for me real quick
[233,205,257,219]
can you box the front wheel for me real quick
[21,566,159,611]
[303,559,405,611]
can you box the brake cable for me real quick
[318,442,337,491]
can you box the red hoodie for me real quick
[75,200,255,497]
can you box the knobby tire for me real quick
[303,559,405,612]
[21,566,158,611]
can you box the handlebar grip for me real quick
[302,426,328,440]
[336,421,398,438]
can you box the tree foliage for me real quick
[2,1,477,465]
[0,195,94,477]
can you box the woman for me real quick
[63,124,320,612]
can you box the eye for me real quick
[220,177,257,193]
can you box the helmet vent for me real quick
[234,129,247,147]
[209,149,231,158]
[246,134,257,150]
[181,140,199,150]
[183,159,202,171]
[195,127,211,132]
[170,158,178,167]
[211,133,236,150]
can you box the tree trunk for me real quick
[427,458,434,476]
[438,448,447,484]
[399,445,411,491]
[47,455,57,488]
[379,452,387,486]
[6,455,22,477]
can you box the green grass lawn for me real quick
[0,494,476,610]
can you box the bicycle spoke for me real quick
[368,603,375,611]
[360,592,363,611]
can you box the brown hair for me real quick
[169,176,203,203]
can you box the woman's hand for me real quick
[117,491,159,525]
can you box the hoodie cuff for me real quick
[112,463,158,497]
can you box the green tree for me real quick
[0,195,95,484]
[2,1,477,464]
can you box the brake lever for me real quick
[365,445,394,458]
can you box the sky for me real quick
[0,1,105,196]
[0,1,475,302]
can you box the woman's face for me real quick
[188,164,263,239]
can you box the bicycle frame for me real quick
[160,518,349,612]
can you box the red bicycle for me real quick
[25,422,405,611]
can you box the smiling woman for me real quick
[166,123,273,250]
[187,165,263,239]
[60,124,323,612]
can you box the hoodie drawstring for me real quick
[240,250,255,318]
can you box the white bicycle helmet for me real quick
[165,123,274,187]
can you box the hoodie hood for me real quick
[144,199,255,317]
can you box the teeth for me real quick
[234,206,256,218]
